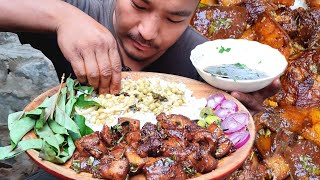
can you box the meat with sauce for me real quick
[190,5,248,40]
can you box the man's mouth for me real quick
[131,39,152,51]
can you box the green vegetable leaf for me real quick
[74,114,94,136]
[42,94,57,122]
[0,139,43,160]
[66,78,75,99]
[55,106,80,136]
[75,94,100,107]
[10,117,35,148]
[54,134,65,146]
[65,98,77,117]
[74,85,94,95]
[8,111,24,131]
[35,123,60,155]
[39,136,75,164]
[57,87,67,112]
[35,109,45,130]
[48,119,68,135]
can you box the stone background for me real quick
[0,32,59,180]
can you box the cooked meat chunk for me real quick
[99,159,129,180]
[271,0,294,7]
[118,117,140,132]
[240,0,276,25]
[137,123,166,157]
[264,154,290,179]
[190,6,247,40]
[125,147,145,175]
[215,137,233,158]
[187,149,218,173]
[241,12,292,58]
[143,157,187,180]
[218,0,245,6]
[283,140,320,179]
[75,132,107,159]
[275,49,320,107]
[307,0,320,9]
[100,125,112,146]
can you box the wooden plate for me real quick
[23,72,255,180]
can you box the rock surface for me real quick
[0,32,59,180]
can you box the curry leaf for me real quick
[74,86,94,95]
[8,111,24,131]
[75,94,100,107]
[74,114,94,136]
[10,117,35,148]
[65,98,77,117]
[0,139,43,160]
[48,119,68,135]
[35,123,60,155]
[55,106,80,136]
[66,78,75,99]
[35,109,45,130]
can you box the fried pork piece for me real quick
[307,0,320,9]
[275,49,320,107]
[226,149,268,180]
[190,5,247,40]
[241,12,293,59]
[271,0,294,7]
[137,123,166,158]
[293,8,320,49]
[99,158,129,180]
[75,131,108,159]
[240,0,277,25]
[217,0,246,6]
[143,157,187,180]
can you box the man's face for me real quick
[113,0,199,62]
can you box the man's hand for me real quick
[56,12,122,94]
[231,79,281,115]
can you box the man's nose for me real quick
[138,15,160,41]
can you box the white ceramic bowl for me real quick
[190,39,288,93]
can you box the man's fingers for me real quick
[66,51,87,83]
[260,78,281,98]
[108,45,122,94]
[96,47,112,94]
[231,91,263,111]
[81,50,100,89]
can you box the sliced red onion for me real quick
[225,112,249,126]
[207,94,226,110]
[228,130,250,149]
[220,100,238,112]
[214,107,234,119]
[221,113,249,134]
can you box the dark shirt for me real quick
[18,0,207,80]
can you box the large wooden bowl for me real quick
[23,72,255,180]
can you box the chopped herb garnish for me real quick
[300,155,320,175]
[218,46,232,53]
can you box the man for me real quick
[0,0,279,113]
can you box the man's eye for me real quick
[132,0,146,10]
[167,18,184,24]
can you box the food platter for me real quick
[23,72,255,180]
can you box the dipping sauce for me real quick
[204,63,268,80]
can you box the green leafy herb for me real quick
[183,166,197,177]
[300,155,320,175]
[74,114,94,137]
[74,85,94,95]
[71,160,81,173]
[218,46,231,53]
[10,116,35,148]
[75,94,100,107]
[234,63,247,69]
[0,139,43,160]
